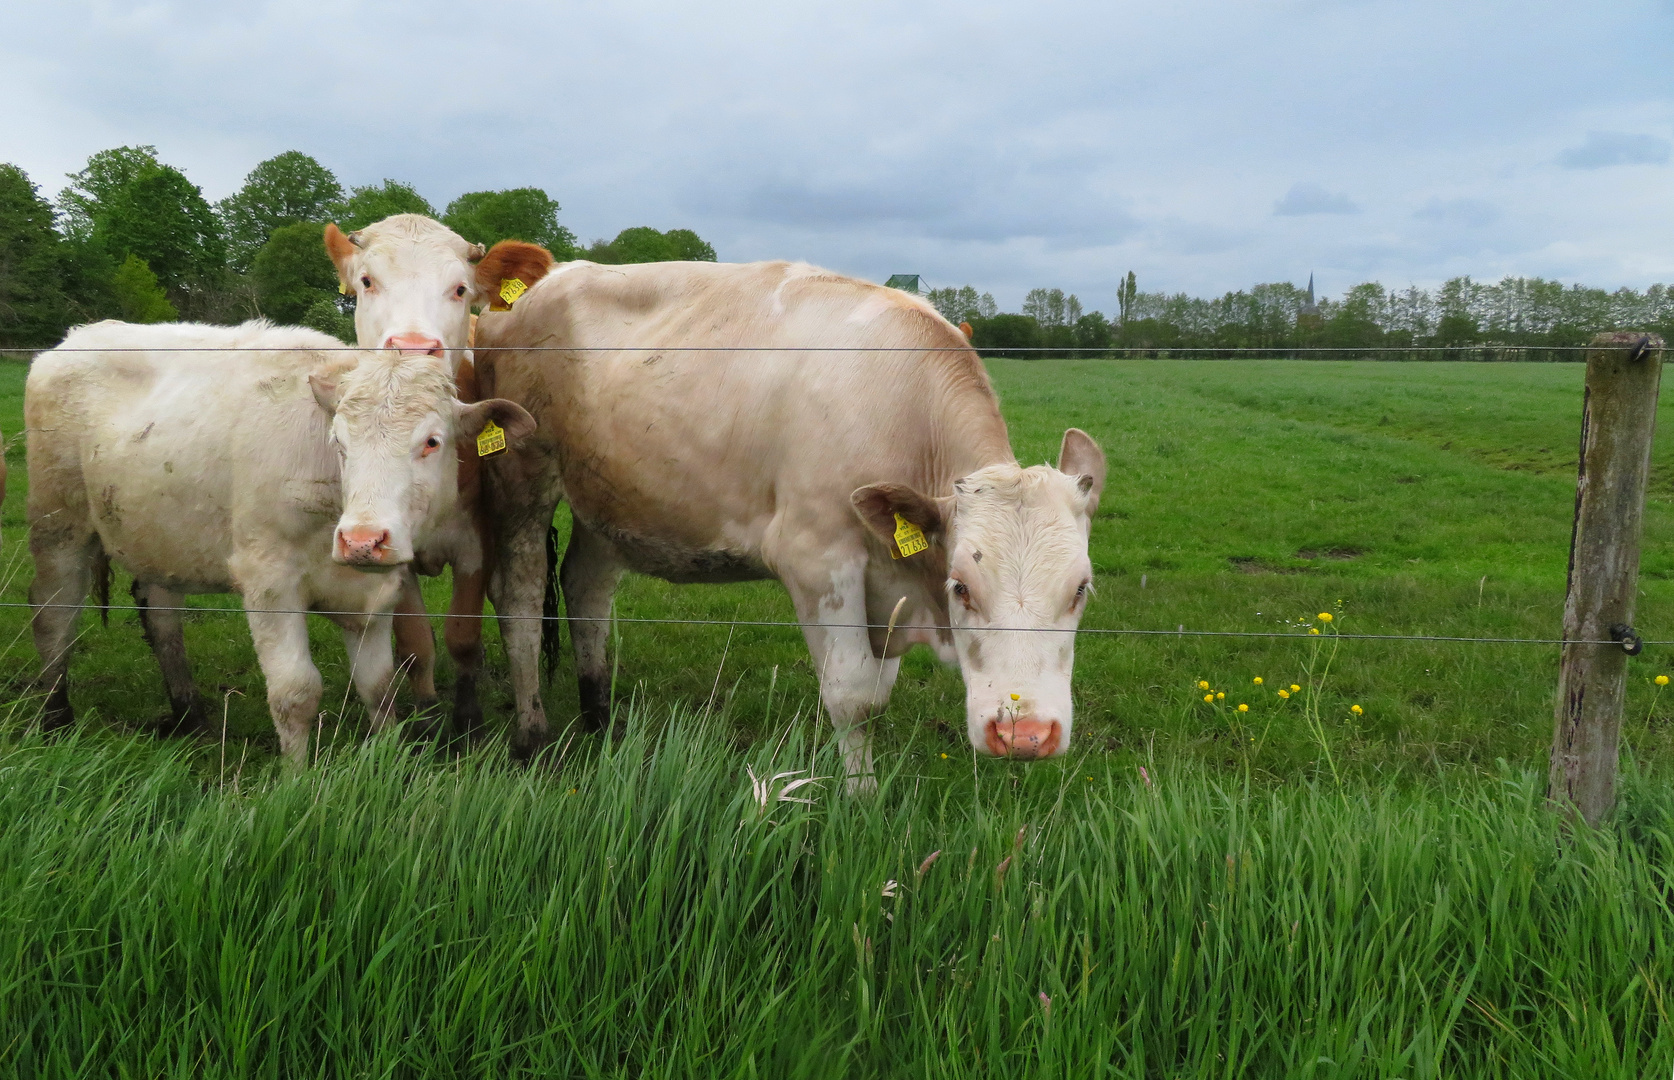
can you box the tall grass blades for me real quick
[2,710,1671,1078]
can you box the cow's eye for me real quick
[422,435,442,455]
[360,275,372,290]
[454,284,467,298]
[1074,581,1090,606]
[950,580,972,609]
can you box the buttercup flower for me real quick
[1277,689,1290,699]
[1010,693,1020,701]
[1204,694,1214,703]
[1216,692,1225,701]
[1658,675,1670,687]
[1350,704,1363,715]
[1290,684,1301,693]
[1253,677,1264,685]
[1199,680,1210,690]
[1237,703,1249,713]
[1309,627,1320,635]
[1318,612,1333,623]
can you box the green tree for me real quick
[586,226,718,264]
[0,163,71,347]
[1072,311,1113,356]
[111,255,177,323]
[218,151,344,271]
[93,165,225,295]
[300,296,355,343]
[442,188,577,256]
[969,313,1041,358]
[336,180,436,230]
[252,222,340,325]
[58,145,161,239]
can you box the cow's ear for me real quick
[474,241,555,307]
[852,483,948,550]
[456,398,537,445]
[323,223,359,289]
[1057,428,1105,514]
[309,371,342,413]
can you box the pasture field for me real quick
[3,356,1674,1076]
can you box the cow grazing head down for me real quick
[309,354,536,568]
[853,428,1106,761]
[324,215,554,360]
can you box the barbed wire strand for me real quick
[0,344,1628,355]
[2,601,1652,647]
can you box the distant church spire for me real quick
[1306,273,1315,306]
[1298,272,1322,327]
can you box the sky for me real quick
[3,0,1673,313]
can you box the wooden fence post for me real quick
[1550,332,1664,826]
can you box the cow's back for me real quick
[476,261,1012,570]
[27,321,347,591]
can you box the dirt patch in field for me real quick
[1295,547,1363,561]
[1229,556,1306,575]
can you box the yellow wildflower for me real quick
[1198,680,1210,690]
[1203,694,1213,703]
[1350,704,1363,715]
[1277,689,1290,699]
[1253,677,1264,685]
[1216,692,1225,701]
[1658,675,1670,687]
[1290,684,1301,693]
[1309,627,1320,635]
[1237,703,1249,713]
[940,753,949,759]
[1318,612,1333,623]
[1010,693,1020,701]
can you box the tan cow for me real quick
[469,260,1105,786]
[25,319,532,764]
[323,216,552,732]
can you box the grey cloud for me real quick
[1557,131,1672,169]
[1414,197,1499,228]
[1273,183,1359,217]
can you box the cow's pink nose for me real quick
[384,333,444,357]
[985,717,1062,760]
[336,527,392,565]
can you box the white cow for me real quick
[466,260,1106,785]
[25,319,532,764]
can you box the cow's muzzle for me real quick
[334,526,400,567]
[984,717,1062,760]
[383,333,444,358]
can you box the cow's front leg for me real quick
[243,600,323,769]
[340,614,402,735]
[133,582,206,734]
[561,520,626,734]
[493,515,557,759]
[392,571,439,715]
[443,520,490,736]
[785,556,900,794]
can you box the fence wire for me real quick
[4,601,1652,648]
[0,343,1634,355]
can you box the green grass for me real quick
[3,713,1672,1077]
[5,356,1674,1075]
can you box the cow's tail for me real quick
[541,523,562,677]
[92,546,111,628]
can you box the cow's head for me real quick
[309,353,536,568]
[853,429,1106,760]
[324,214,554,365]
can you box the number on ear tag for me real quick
[476,419,507,458]
[491,277,528,311]
[892,513,928,558]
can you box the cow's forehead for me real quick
[335,355,456,424]
[951,464,1085,555]
[353,215,475,276]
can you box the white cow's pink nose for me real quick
[984,717,1062,760]
[384,333,444,357]
[335,527,393,566]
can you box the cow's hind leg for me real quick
[244,604,323,768]
[28,529,97,732]
[784,556,900,794]
[133,582,207,734]
[392,572,440,717]
[561,521,627,735]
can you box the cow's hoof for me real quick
[159,697,209,737]
[845,773,879,797]
[451,684,485,739]
[509,725,551,763]
[404,701,450,744]
[40,684,74,735]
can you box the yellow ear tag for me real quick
[476,419,507,458]
[339,282,350,295]
[892,513,928,559]
[492,277,528,311]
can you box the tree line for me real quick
[927,272,1674,357]
[0,148,717,348]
